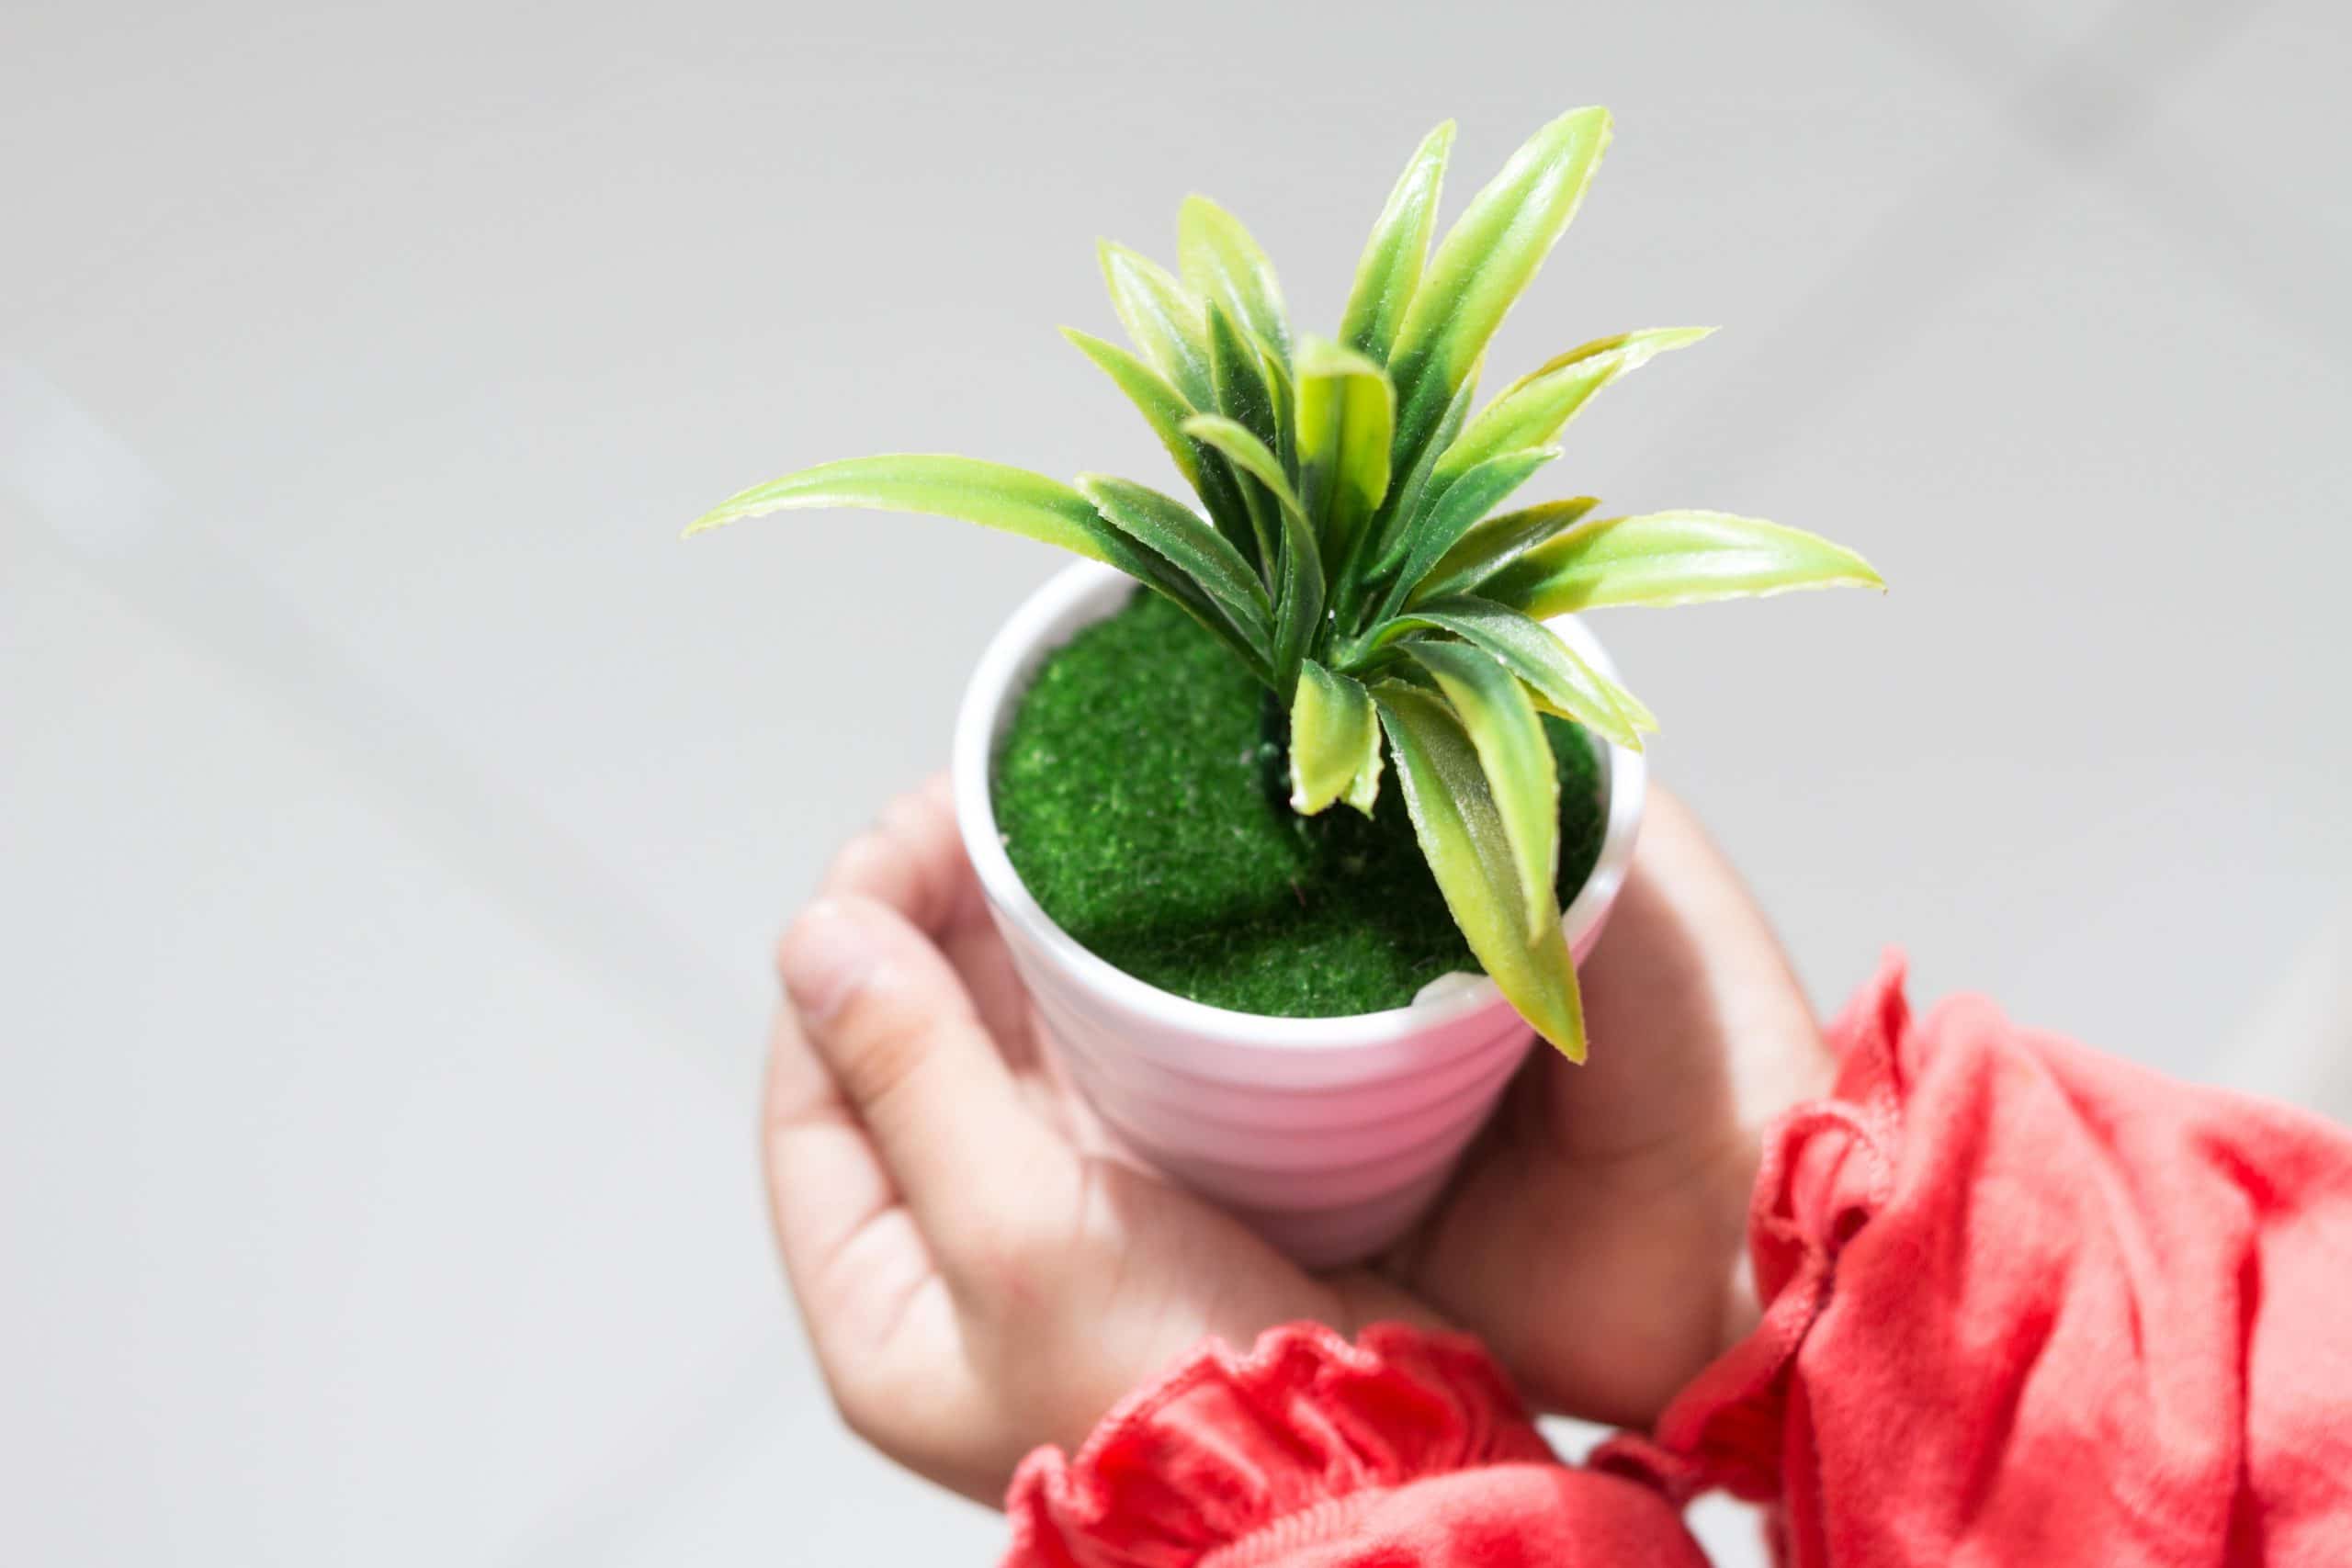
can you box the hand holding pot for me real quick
[763,778,1438,1503]
[1386,786,1839,1428]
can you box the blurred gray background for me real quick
[5,0,2347,1562]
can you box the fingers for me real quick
[1567,785,1834,1161]
[821,775,974,935]
[823,778,1038,1063]
[777,894,1076,1280]
[763,1003,1009,1501]
[763,993,913,1313]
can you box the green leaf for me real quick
[1061,327,1203,489]
[1182,413,1308,526]
[1179,195,1292,367]
[1374,447,1559,619]
[1404,641,1560,936]
[1063,325,1263,576]
[1435,327,1711,486]
[1607,680,1659,735]
[1484,511,1885,617]
[1205,302,1281,448]
[1385,107,1612,482]
[1099,242,1211,407]
[1074,474,1272,649]
[1261,341,1298,479]
[1294,336,1395,567]
[1371,595,1645,750]
[1272,487,1326,701]
[1339,120,1454,364]
[684,454,1268,682]
[1188,414,1323,695]
[1288,660,1381,816]
[1347,359,1483,610]
[684,454,1115,563]
[1190,452,1265,581]
[1409,496,1600,606]
[1372,682,1587,1059]
[1204,305,1283,570]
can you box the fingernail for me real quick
[779,900,876,1023]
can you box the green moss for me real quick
[992,588,1606,1017]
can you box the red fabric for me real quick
[1002,1322,1705,1567]
[1005,954,2352,1566]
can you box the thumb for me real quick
[1564,785,1833,1167]
[779,895,1076,1272]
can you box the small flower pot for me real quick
[952,561,1647,1268]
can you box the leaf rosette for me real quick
[688,109,1883,1058]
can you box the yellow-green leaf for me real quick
[1386,107,1612,479]
[1182,414,1308,526]
[1203,306,1283,569]
[1373,683,1587,1059]
[1180,195,1291,367]
[1405,641,1561,936]
[684,454,1264,678]
[1070,304,1259,572]
[684,454,1113,562]
[1061,327,1203,490]
[1099,242,1211,407]
[1289,660,1381,816]
[1607,681,1659,734]
[1485,512,1885,617]
[1339,120,1454,364]
[1410,496,1600,606]
[1354,356,1483,593]
[1295,336,1395,567]
[1260,340,1298,477]
[1435,327,1711,487]
[1188,412,1323,695]
[1204,302,1280,447]
[1374,595,1645,750]
[1374,448,1558,618]
[1272,486,1325,701]
[1075,474,1271,647]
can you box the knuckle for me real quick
[948,1165,1077,1314]
[820,829,897,894]
[827,981,935,1116]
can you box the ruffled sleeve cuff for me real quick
[1597,949,2352,1563]
[1002,1323,1700,1568]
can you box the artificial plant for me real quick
[688,107,1882,1059]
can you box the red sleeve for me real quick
[1001,1323,1705,1567]
[1006,955,2352,1566]
[1600,952,2352,1565]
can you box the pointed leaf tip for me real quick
[1371,595,1647,752]
[1340,119,1458,365]
[680,454,1114,561]
[1099,241,1211,407]
[1405,641,1562,938]
[1438,325,1713,488]
[1486,512,1885,618]
[1179,195,1292,367]
[1385,106,1615,479]
[1373,682,1588,1058]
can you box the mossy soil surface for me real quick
[992,588,1605,1017]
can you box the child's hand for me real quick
[1385,787,1838,1428]
[763,778,1438,1503]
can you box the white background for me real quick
[6,0,2347,1561]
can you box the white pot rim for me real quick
[952,560,1647,1055]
